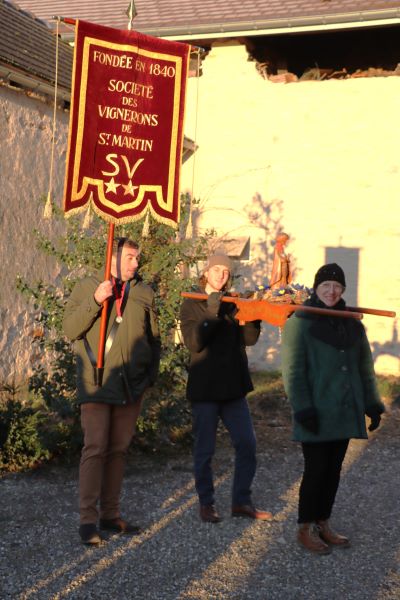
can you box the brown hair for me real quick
[199,267,232,292]
[112,237,139,256]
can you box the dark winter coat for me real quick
[63,270,161,405]
[179,295,261,403]
[281,298,384,442]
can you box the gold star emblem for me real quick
[123,180,138,196]
[104,177,120,194]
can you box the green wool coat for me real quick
[281,314,384,442]
[63,270,161,405]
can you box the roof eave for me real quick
[0,62,70,101]
[133,8,400,40]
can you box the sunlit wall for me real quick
[181,41,400,374]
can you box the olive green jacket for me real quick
[63,270,161,405]
[281,314,384,442]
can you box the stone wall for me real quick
[181,41,400,374]
[0,84,69,385]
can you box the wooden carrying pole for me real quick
[346,306,396,318]
[181,292,396,327]
[181,292,365,327]
[96,223,115,385]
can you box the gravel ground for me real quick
[1,394,400,600]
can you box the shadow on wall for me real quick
[371,320,400,367]
[235,192,298,289]
[239,193,294,370]
[324,246,399,370]
[183,191,292,369]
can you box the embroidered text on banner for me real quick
[63,20,190,226]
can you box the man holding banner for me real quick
[60,19,190,544]
[63,237,161,544]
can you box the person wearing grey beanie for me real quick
[204,253,233,273]
[179,254,272,523]
[281,263,384,555]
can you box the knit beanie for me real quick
[313,263,346,290]
[205,253,233,273]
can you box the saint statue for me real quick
[270,232,292,289]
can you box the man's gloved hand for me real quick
[207,291,223,316]
[294,407,319,434]
[368,413,381,432]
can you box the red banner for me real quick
[63,20,190,226]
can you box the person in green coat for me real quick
[281,263,384,555]
[63,237,160,545]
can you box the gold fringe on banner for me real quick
[43,191,53,219]
[66,201,179,227]
[141,211,150,238]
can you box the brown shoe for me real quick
[231,504,273,521]
[200,504,222,523]
[79,523,104,545]
[297,523,331,555]
[316,520,351,548]
[99,517,141,535]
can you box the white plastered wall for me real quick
[0,84,69,383]
[181,41,400,374]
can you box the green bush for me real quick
[0,380,83,473]
[135,367,193,452]
[0,397,50,472]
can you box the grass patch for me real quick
[377,374,400,405]
[250,371,400,402]
[248,370,284,399]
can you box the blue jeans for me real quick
[192,398,257,506]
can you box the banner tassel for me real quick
[82,204,92,229]
[186,213,193,238]
[46,18,59,222]
[186,51,200,241]
[142,212,150,238]
[44,191,53,219]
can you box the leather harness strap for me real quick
[84,280,131,386]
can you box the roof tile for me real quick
[13,0,400,36]
[0,0,73,90]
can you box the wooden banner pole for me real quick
[96,223,115,386]
[53,16,76,25]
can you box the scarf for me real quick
[296,293,363,349]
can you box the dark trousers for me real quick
[79,401,142,524]
[192,398,257,507]
[298,439,349,524]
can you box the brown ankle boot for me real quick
[316,520,351,548]
[199,504,222,523]
[297,523,331,555]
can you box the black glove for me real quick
[206,291,223,316]
[294,407,319,434]
[368,413,381,432]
